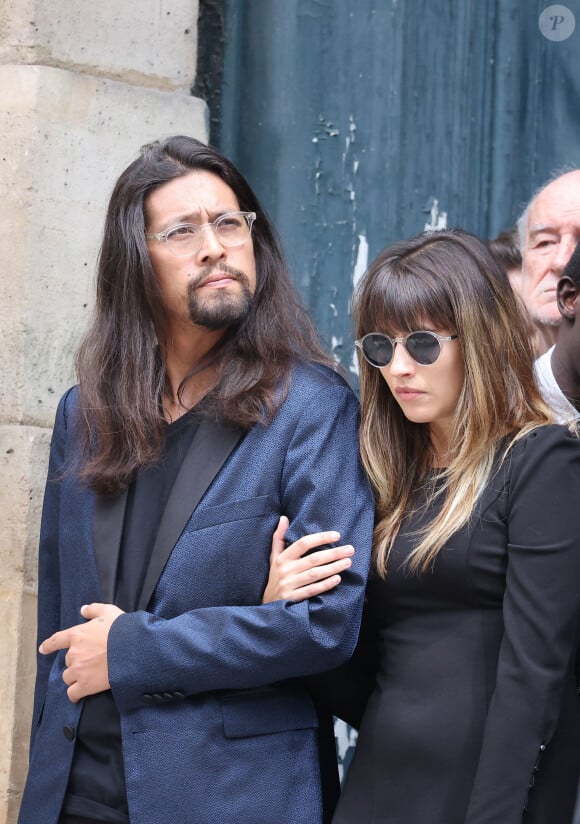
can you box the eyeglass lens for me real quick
[167,213,252,256]
[361,332,441,366]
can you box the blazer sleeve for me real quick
[30,389,73,749]
[306,601,380,729]
[107,380,375,713]
[465,425,580,823]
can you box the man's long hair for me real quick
[76,136,335,495]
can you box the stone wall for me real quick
[0,3,207,821]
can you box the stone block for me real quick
[0,425,51,821]
[0,64,208,427]
[0,0,199,90]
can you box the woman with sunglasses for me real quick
[263,229,580,823]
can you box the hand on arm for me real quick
[107,382,374,710]
[39,603,124,703]
[262,515,354,603]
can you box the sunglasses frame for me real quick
[355,331,458,368]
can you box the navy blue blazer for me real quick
[19,362,375,824]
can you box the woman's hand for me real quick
[262,515,355,603]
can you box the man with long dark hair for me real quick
[19,136,374,824]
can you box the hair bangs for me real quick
[360,259,456,336]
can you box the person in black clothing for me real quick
[267,230,580,823]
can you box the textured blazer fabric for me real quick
[19,362,375,824]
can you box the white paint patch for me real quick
[424,197,447,231]
[349,114,357,142]
[350,347,360,376]
[352,233,369,287]
[331,336,344,364]
[329,303,338,317]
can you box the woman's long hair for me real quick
[354,229,553,576]
[76,136,334,494]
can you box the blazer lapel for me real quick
[93,490,128,604]
[137,418,243,611]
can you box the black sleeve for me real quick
[465,425,580,823]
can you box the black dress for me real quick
[332,425,580,824]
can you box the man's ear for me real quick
[557,276,579,320]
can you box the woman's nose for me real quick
[388,342,415,375]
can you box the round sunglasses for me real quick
[355,331,458,367]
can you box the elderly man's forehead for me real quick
[534,171,580,205]
[529,176,580,226]
[529,208,580,233]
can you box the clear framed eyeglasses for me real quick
[146,211,256,257]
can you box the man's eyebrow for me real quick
[161,209,232,228]
[528,224,558,238]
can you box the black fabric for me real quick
[60,816,111,824]
[61,410,200,822]
[135,416,243,611]
[330,429,580,824]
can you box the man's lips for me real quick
[198,273,238,288]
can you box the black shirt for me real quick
[62,410,200,822]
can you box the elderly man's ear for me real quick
[557,276,579,320]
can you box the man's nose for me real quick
[196,224,226,262]
[553,235,578,274]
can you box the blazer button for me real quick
[142,694,154,705]
[63,725,75,741]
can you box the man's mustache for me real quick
[187,264,250,289]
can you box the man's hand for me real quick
[39,603,124,703]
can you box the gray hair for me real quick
[516,165,580,252]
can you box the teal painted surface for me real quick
[207,0,580,800]
[216,0,580,371]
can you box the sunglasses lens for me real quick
[361,334,394,367]
[405,332,441,365]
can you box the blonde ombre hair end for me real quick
[354,230,554,577]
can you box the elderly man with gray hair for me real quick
[517,169,580,355]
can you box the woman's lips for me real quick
[395,387,425,400]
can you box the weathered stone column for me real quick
[0,4,206,821]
